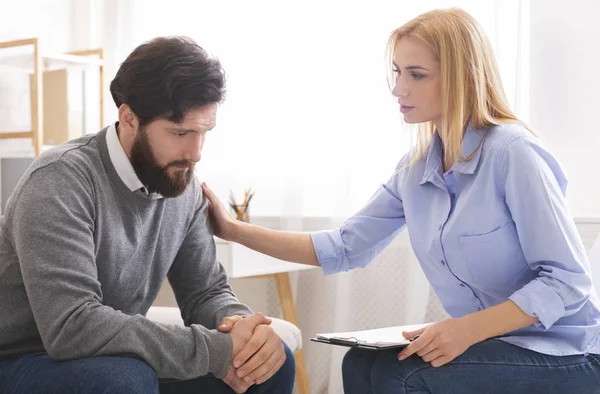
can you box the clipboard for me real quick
[310,336,415,350]
[310,323,432,350]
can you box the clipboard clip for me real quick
[328,336,364,347]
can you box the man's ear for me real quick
[117,104,139,137]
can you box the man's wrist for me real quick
[206,330,234,378]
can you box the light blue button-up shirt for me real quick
[311,123,600,356]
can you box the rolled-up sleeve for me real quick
[311,162,408,275]
[503,136,592,330]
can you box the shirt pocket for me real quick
[458,221,529,289]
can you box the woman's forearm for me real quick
[230,221,320,266]
[464,300,539,343]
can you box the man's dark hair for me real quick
[110,36,225,126]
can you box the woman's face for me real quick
[392,36,442,129]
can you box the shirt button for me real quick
[438,224,443,230]
[459,283,466,287]
[441,260,445,266]
[451,193,456,199]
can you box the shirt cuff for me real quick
[212,305,254,329]
[509,279,566,331]
[310,229,350,275]
[205,330,233,378]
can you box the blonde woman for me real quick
[205,8,600,393]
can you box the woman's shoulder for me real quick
[481,122,565,184]
[481,122,535,151]
[478,122,553,166]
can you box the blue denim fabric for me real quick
[0,341,295,394]
[342,339,600,393]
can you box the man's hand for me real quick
[233,324,286,385]
[222,364,254,393]
[227,313,272,357]
[397,318,477,367]
[218,314,272,333]
[221,313,271,391]
[219,313,286,385]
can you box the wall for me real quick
[529,0,600,218]
[0,0,72,50]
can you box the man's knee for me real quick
[259,341,295,393]
[275,341,296,383]
[281,340,296,374]
[72,356,159,394]
[6,354,159,394]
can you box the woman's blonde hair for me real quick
[387,8,530,167]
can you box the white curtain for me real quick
[96,1,529,392]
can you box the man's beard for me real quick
[130,127,194,198]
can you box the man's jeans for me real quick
[0,341,295,394]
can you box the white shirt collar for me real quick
[106,123,162,199]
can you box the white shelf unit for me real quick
[0,38,105,157]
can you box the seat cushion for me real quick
[146,306,302,352]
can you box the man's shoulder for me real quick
[31,134,102,176]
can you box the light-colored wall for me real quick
[529,0,600,218]
[0,0,72,49]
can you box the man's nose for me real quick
[183,135,204,163]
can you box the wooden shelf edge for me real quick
[0,131,34,139]
[0,38,37,49]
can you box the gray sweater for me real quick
[0,128,252,379]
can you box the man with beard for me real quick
[0,37,294,394]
